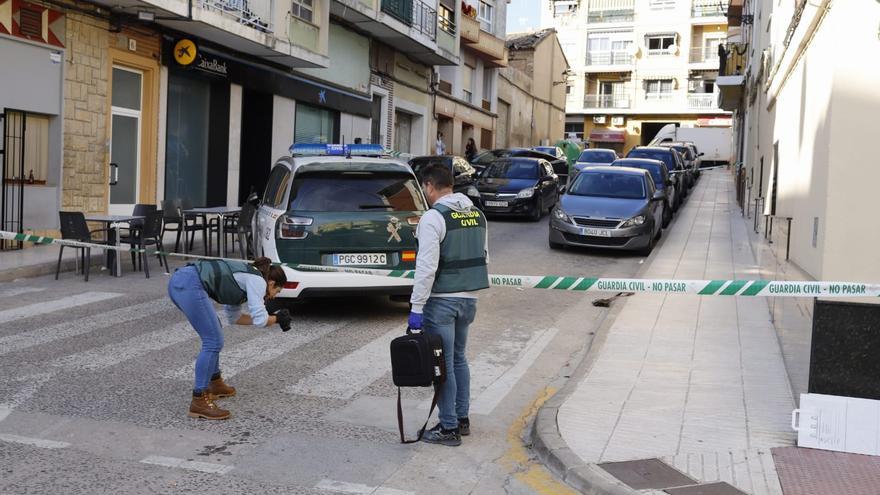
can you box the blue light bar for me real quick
[289,143,387,157]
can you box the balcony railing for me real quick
[645,93,674,101]
[584,94,632,109]
[586,50,634,66]
[692,0,729,18]
[688,93,718,109]
[587,0,635,23]
[382,0,437,40]
[199,0,273,33]
[439,15,456,35]
[689,46,720,64]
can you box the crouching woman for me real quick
[168,257,290,420]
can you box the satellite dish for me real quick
[667,44,679,55]
[626,44,639,56]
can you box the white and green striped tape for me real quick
[3,230,878,298]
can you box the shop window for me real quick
[291,0,314,23]
[2,112,50,183]
[166,75,211,206]
[295,103,339,144]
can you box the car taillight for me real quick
[283,282,299,290]
[279,216,312,240]
[406,215,421,226]
[402,250,416,262]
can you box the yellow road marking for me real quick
[500,386,578,495]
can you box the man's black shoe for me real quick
[421,423,462,446]
[458,417,470,436]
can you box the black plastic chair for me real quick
[161,199,209,254]
[121,210,167,278]
[235,201,257,259]
[160,199,183,251]
[56,212,111,282]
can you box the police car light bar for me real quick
[289,143,387,157]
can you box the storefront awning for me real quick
[589,129,626,143]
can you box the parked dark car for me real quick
[549,166,663,255]
[471,148,569,189]
[658,141,701,181]
[409,155,480,204]
[574,148,619,174]
[610,158,674,228]
[626,146,688,204]
[475,157,560,221]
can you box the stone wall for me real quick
[62,13,110,213]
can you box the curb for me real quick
[0,247,110,283]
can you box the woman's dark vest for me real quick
[195,260,262,305]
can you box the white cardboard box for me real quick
[793,393,880,455]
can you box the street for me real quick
[0,215,645,494]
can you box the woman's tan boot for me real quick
[188,392,230,420]
[207,375,236,398]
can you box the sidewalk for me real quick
[535,169,797,494]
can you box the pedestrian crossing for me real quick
[0,291,122,324]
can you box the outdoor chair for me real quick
[121,210,167,278]
[56,211,111,282]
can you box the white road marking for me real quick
[315,479,415,495]
[0,406,11,423]
[0,291,122,324]
[163,318,350,380]
[49,322,193,371]
[0,433,70,449]
[0,287,45,298]
[0,299,174,356]
[469,327,559,415]
[140,455,233,474]
[0,372,55,424]
[287,327,400,399]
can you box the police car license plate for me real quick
[485,201,508,207]
[333,253,387,266]
[582,228,612,237]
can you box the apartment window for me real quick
[649,0,676,9]
[478,1,494,32]
[646,34,676,55]
[482,68,493,101]
[586,31,633,65]
[645,79,673,99]
[462,63,475,104]
[438,4,455,34]
[566,85,572,95]
[291,0,313,23]
[553,0,578,16]
[704,37,722,59]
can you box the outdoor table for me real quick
[184,207,241,258]
[84,214,144,278]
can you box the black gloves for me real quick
[275,308,292,332]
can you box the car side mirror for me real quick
[652,193,665,202]
[666,179,673,187]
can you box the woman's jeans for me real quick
[423,297,478,430]
[168,265,223,394]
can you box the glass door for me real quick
[109,66,143,215]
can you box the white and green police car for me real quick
[254,144,427,298]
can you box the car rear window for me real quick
[409,157,452,178]
[483,160,538,179]
[578,150,616,163]
[627,149,676,170]
[614,162,663,187]
[569,172,646,200]
[472,150,509,165]
[672,146,694,160]
[289,171,427,212]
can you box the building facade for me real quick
[542,0,731,154]
[719,0,880,284]
[498,29,569,148]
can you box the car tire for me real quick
[547,193,557,213]
[530,197,543,222]
[638,227,655,256]
[654,222,663,241]
[662,205,671,228]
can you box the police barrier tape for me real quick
[2,230,878,298]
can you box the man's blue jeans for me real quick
[423,296,477,430]
[168,265,223,393]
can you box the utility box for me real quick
[793,393,880,455]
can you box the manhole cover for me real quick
[666,482,750,495]
[598,458,696,490]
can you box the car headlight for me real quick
[621,215,646,228]
[466,186,479,197]
[552,207,572,223]
[517,187,535,199]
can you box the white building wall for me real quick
[227,84,243,207]
[271,95,296,163]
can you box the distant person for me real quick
[353,137,362,144]
[465,138,477,162]
[409,163,489,447]
[435,132,447,155]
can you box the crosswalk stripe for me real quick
[469,327,559,415]
[0,299,174,356]
[286,327,401,400]
[140,455,233,474]
[315,479,414,495]
[0,433,70,449]
[0,287,45,298]
[49,321,193,371]
[162,318,350,380]
[0,291,122,324]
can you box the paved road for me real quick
[0,214,645,494]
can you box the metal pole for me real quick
[786,217,792,260]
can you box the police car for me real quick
[255,143,426,299]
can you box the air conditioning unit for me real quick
[611,116,625,126]
[593,116,606,124]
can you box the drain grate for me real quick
[665,482,750,495]
[598,458,696,490]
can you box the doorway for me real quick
[109,66,143,215]
[1,110,25,250]
[394,111,412,154]
[640,121,677,145]
[239,88,274,205]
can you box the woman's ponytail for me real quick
[253,257,287,288]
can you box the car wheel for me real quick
[662,205,671,228]
[547,193,558,213]
[638,226,655,256]
[654,221,663,241]
[530,197,543,222]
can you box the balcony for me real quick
[88,0,328,68]
[727,0,744,26]
[692,0,728,19]
[585,50,634,67]
[689,46,720,67]
[584,94,632,109]
[461,15,508,67]
[687,93,718,109]
[587,0,634,23]
[330,0,458,65]
[717,42,746,110]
